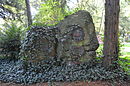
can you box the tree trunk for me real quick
[52,0,66,13]
[103,0,120,68]
[25,0,32,26]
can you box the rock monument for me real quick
[56,10,99,64]
[21,10,99,65]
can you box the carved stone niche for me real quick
[56,10,99,65]
[72,26,84,41]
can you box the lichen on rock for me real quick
[56,10,99,64]
[20,10,99,66]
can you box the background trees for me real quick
[0,0,129,73]
[34,0,68,25]
[0,23,22,59]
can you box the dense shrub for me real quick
[0,23,23,60]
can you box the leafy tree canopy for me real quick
[33,0,71,26]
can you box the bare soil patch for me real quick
[0,81,130,86]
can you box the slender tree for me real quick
[54,0,66,13]
[25,0,32,26]
[103,0,120,67]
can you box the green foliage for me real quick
[0,23,23,60]
[34,0,73,25]
[0,0,25,20]
[119,43,130,75]
[96,44,103,57]
[96,41,130,75]
[119,56,130,75]
[123,44,130,47]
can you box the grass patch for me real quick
[121,52,130,56]
[119,43,130,75]
[96,43,130,75]
[119,55,130,75]
[122,44,130,47]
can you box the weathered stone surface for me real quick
[56,10,99,64]
[20,26,57,63]
[20,10,99,65]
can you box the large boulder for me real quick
[56,10,99,64]
[20,10,99,66]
